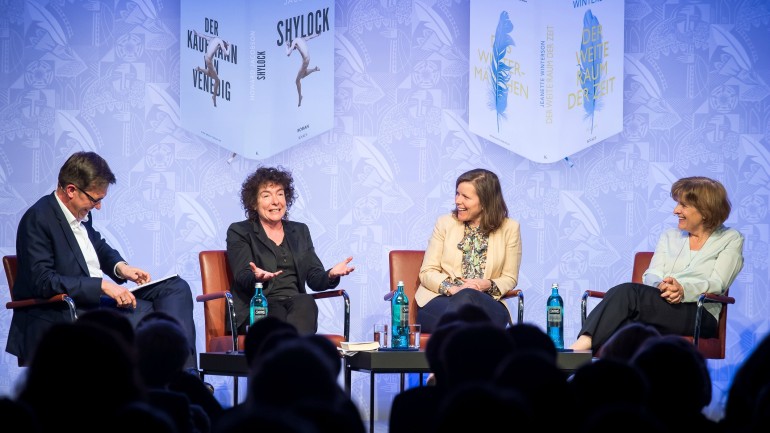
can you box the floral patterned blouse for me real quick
[439,223,501,297]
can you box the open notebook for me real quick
[129,274,179,292]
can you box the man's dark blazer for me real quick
[6,192,127,364]
[225,219,340,331]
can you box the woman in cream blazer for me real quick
[416,169,522,333]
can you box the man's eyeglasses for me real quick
[74,185,103,205]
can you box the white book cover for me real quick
[180,0,335,159]
[340,341,380,352]
[468,0,624,163]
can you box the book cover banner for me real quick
[468,0,624,163]
[180,0,335,159]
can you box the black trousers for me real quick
[579,282,718,351]
[235,293,318,336]
[417,288,511,334]
[106,276,197,369]
[267,293,319,335]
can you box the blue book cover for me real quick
[180,0,335,159]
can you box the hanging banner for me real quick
[468,0,624,163]
[180,0,334,159]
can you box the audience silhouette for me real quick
[0,396,41,433]
[569,358,652,431]
[595,322,661,362]
[7,301,770,433]
[113,401,178,433]
[215,333,362,433]
[242,316,299,368]
[389,312,468,433]
[495,350,573,423]
[136,312,224,429]
[434,382,530,433]
[441,322,515,388]
[722,330,770,433]
[17,321,145,432]
[505,322,558,362]
[631,335,720,433]
[135,318,212,433]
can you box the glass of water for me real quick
[373,323,388,348]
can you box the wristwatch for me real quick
[438,286,452,296]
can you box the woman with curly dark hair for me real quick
[226,166,355,335]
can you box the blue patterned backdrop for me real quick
[1,0,769,425]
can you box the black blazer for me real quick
[225,219,340,331]
[7,192,127,363]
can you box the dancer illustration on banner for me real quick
[195,30,231,107]
[286,33,321,107]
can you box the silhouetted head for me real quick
[632,335,711,416]
[569,358,650,427]
[135,319,191,388]
[304,333,342,377]
[441,323,515,388]
[596,322,661,362]
[244,316,298,367]
[495,350,572,420]
[249,338,338,406]
[505,323,557,363]
[19,322,143,430]
[724,330,770,431]
[435,382,530,432]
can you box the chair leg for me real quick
[233,376,239,406]
[224,292,239,352]
[693,294,705,347]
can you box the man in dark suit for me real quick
[6,151,197,368]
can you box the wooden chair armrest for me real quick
[312,289,347,300]
[583,290,606,300]
[6,294,78,322]
[501,288,521,299]
[700,293,735,305]
[195,291,230,303]
[6,293,71,309]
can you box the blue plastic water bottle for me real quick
[250,282,268,325]
[391,280,409,348]
[547,283,564,349]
